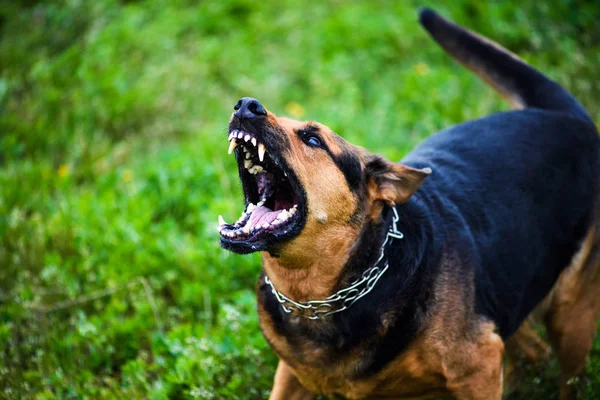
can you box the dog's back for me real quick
[408,9,600,340]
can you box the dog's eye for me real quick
[298,130,322,148]
[306,136,321,147]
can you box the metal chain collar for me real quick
[264,207,404,320]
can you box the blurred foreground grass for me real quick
[1,0,599,398]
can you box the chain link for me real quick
[264,207,404,320]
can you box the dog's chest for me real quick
[293,347,450,399]
[258,305,450,399]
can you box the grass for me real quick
[1,0,599,398]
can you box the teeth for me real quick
[236,212,247,224]
[237,132,243,139]
[245,152,251,159]
[228,139,238,154]
[251,138,257,147]
[244,159,253,169]
[257,199,265,207]
[258,144,266,162]
[249,165,264,174]
[262,223,270,229]
[218,215,226,226]
[228,133,234,140]
[247,203,256,212]
[244,135,251,142]
[242,226,250,234]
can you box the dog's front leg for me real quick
[269,360,315,400]
[448,329,505,400]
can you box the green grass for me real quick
[1,0,599,398]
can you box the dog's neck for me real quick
[258,199,435,362]
[260,223,360,302]
[259,206,405,304]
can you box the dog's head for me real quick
[219,97,430,258]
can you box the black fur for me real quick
[331,150,363,193]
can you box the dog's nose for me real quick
[233,97,267,119]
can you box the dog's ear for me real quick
[365,153,431,206]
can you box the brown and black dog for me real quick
[219,9,600,400]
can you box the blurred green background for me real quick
[1,0,599,399]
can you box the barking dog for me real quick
[219,8,600,400]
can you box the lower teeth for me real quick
[219,204,299,238]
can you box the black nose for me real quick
[233,97,267,119]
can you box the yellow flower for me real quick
[414,62,430,76]
[57,164,70,178]
[122,169,133,183]
[285,102,305,118]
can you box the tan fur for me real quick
[262,229,356,302]
[505,319,550,365]
[504,318,551,387]
[270,361,315,400]
[362,152,431,207]
[537,224,600,400]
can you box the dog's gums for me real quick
[219,129,303,245]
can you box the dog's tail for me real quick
[418,8,593,125]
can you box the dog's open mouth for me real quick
[219,128,306,253]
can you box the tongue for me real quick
[246,206,279,229]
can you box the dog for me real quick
[219,8,600,400]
